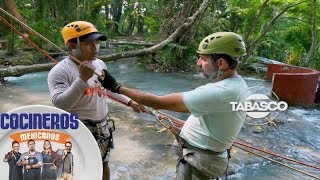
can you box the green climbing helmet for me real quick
[197,32,246,58]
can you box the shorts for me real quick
[176,137,228,180]
[83,117,113,162]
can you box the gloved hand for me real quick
[98,69,121,93]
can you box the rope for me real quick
[233,144,320,180]
[0,7,76,63]
[151,110,320,178]
[107,97,320,176]
[234,141,320,170]
[0,15,59,64]
[153,110,320,171]
[0,7,103,79]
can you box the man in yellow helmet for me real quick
[47,21,144,180]
[99,32,249,179]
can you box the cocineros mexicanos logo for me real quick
[9,130,70,144]
[0,113,79,129]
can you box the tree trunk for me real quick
[0,63,55,78]
[304,0,318,67]
[99,0,211,62]
[104,0,111,29]
[7,20,15,54]
[136,2,144,35]
[137,16,144,35]
[108,40,155,46]
[111,0,123,34]
[0,1,36,36]
[243,0,270,43]
[5,0,25,23]
[126,19,135,35]
[156,0,205,64]
[76,0,80,19]
[162,0,203,45]
[51,2,57,19]
[2,0,26,54]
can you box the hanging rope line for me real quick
[109,98,320,177]
[233,144,320,179]
[0,7,76,62]
[0,15,59,64]
[153,109,320,178]
[0,7,104,79]
[234,141,320,171]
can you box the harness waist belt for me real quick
[181,137,225,155]
[82,117,107,126]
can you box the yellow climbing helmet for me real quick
[62,21,100,45]
[197,32,246,58]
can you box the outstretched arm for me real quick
[119,86,189,112]
[99,69,189,112]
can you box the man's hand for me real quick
[98,69,121,93]
[79,61,95,82]
[5,151,13,159]
[3,151,12,162]
[50,165,57,170]
[129,100,145,113]
[25,165,31,170]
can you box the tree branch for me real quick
[99,0,211,62]
[244,0,270,42]
[0,63,54,77]
[246,0,307,58]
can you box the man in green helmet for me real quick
[99,32,249,179]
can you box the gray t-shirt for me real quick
[47,57,130,121]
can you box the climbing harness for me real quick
[106,115,116,150]
[82,116,115,161]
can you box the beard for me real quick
[199,64,220,80]
[199,71,218,80]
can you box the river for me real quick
[1,58,319,179]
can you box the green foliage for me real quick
[310,49,320,70]
[245,56,260,65]
[29,18,64,47]
[25,51,37,64]
[2,0,319,71]
[139,42,197,72]
[114,45,138,53]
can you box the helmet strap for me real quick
[72,36,85,61]
[211,54,237,75]
[217,69,223,77]
[76,36,81,49]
